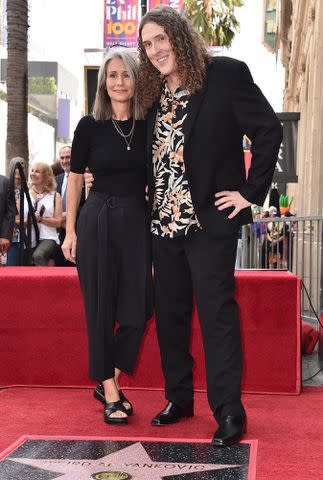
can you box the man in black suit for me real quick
[55,145,85,266]
[0,174,15,257]
[55,145,71,221]
[138,7,283,446]
[55,145,72,266]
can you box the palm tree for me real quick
[185,0,243,47]
[6,0,29,173]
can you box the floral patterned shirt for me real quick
[151,83,201,238]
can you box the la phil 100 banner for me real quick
[103,0,185,49]
[104,0,139,48]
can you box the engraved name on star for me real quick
[8,441,242,479]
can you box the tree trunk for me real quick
[6,0,29,174]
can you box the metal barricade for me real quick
[238,216,323,364]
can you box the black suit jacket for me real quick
[55,172,65,196]
[146,57,283,237]
[0,175,15,240]
[55,172,86,211]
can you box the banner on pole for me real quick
[263,0,278,53]
[148,0,185,14]
[274,112,299,183]
[1,0,7,47]
[104,0,139,48]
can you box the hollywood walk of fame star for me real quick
[8,441,242,479]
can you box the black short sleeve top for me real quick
[70,115,147,197]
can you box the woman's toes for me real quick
[123,401,131,411]
[109,410,127,418]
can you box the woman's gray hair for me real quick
[92,48,144,121]
[9,157,27,175]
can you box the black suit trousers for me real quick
[76,192,152,381]
[152,229,244,418]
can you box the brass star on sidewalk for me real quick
[9,441,241,479]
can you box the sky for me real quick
[226,0,284,112]
[28,0,284,112]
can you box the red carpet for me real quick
[302,321,319,353]
[0,387,322,480]
[0,268,301,394]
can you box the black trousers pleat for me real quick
[76,192,152,381]
[152,229,244,418]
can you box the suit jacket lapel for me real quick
[183,79,208,145]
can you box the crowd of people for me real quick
[1,159,294,270]
[234,204,296,270]
[0,146,79,267]
[0,6,283,448]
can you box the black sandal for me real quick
[93,383,105,403]
[94,383,134,416]
[119,389,134,416]
[104,400,128,425]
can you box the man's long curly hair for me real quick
[138,6,210,112]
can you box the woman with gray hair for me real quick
[7,157,27,265]
[62,48,152,425]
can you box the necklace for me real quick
[32,187,46,199]
[111,117,135,151]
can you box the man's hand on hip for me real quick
[214,191,251,219]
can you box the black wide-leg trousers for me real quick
[152,229,244,419]
[76,192,152,382]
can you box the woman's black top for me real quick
[70,115,147,197]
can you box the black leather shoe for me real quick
[151,401,194,426]
[104,400,128,425]
[212,415,246,447]
[94,384,133,415]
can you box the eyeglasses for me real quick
[60,156,70,160]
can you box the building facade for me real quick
[279,0,323,215]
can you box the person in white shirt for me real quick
[28,162,62,266]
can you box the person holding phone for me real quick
[28,162,62,266]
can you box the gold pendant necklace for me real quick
[32,187,46,199]
[111,117,135,151]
